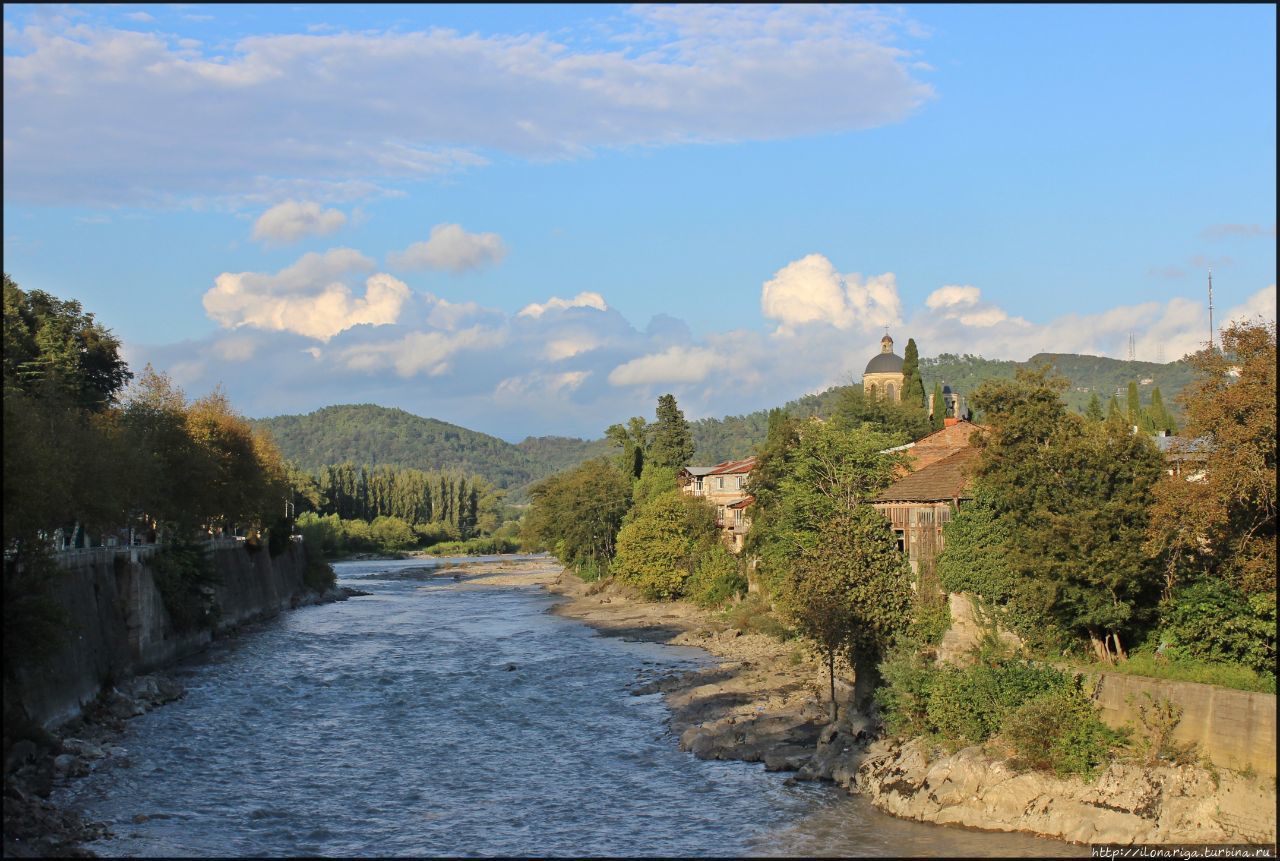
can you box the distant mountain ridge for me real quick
[252,404,602,491]
[254,354,1196,490]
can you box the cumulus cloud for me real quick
[761,253,901,336]
[923,284,1016,328]
[252,200,347,243]
[3,6,933,206]
[607,346,728,387]
[518,292,608,318]
[335,326,506,377]
[202,249,410,341]
[388,223,507,273]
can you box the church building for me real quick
[863,333,905,402]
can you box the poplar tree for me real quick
[1126,381,1141,425]
[930,382,946,431]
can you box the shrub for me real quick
[1002,683,1123,779]
[685,544,747,608]
[721,595,792,640]
[369,516,418,551]
[611,490,717,600]
[1157,579,1276,679]
[1124,693,1196,766]
[925,661,1067,747]
[151,540,221,633]
[877,649,938,739]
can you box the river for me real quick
[54,557,1083,857]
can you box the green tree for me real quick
[930,382,946,431]
[755,421,911,714]
[901,338,927,410]
[971,367,1164,662]
[832,385,932,441]
[779,505,912,718]
[605,416,649,479]
[523,458,632,571]
[1147,386,1176,434]
[1126,381,1141,425]
[1107,395,1122,421]
[3,274,132,411]
[649,393,694,470]
[1085,393,1104,421]
[611,490,718,599]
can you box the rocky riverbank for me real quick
[2,584,362,858]
[539,567,1277,848]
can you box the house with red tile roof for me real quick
[678,456,757,552]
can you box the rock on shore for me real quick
[3,674,186,858]
[848,737,1276,846]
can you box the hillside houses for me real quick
[678,457,757,552]
[872,422,986,574]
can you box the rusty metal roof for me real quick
[872,447,979,503]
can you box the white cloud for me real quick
[495,370,591,399]
[923,284,1016,328]
[544,338,599,361]
[388,223,507,273]
[518,291,608,318]
[607,346,727,387]
[335,326,506,377]
[761,253,901,336]
[925,284,980,310]
[202,249,410,341]
[3,6,933,206]
[252,200,347,243]
[124,11,154,23]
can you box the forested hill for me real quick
[253,404,600,490]
[255,354,1196,488]
[920,353,1196,416]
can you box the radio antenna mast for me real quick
[1208,269,1215,352]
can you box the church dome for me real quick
[864,352,904,375]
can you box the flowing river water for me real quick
[54,557,1083,857]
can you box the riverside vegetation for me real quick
[521,326,1275,842]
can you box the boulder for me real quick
[4,740,38,775]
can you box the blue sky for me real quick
[4,4,1275,440]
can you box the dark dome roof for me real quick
[864,352,904,375]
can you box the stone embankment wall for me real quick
[14,540,316,729]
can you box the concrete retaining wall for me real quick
[1092,671,1277,779]
[13,540,314,729]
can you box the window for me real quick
[717,477,725,489]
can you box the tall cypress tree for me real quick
[930,382,946,431]
[1148,386,1176,433]
[901,339,926,409]
[1085,392,1104,421]
[1126,381,1141,425]
[1107,396,1122,421]
[650,393,694,470]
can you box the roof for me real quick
[727,495,755,510]
[872,447,980,503]
[706,456,757,476]
[1153,434,1213,459]
[681,466,718,477]
[864,351,904,375]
